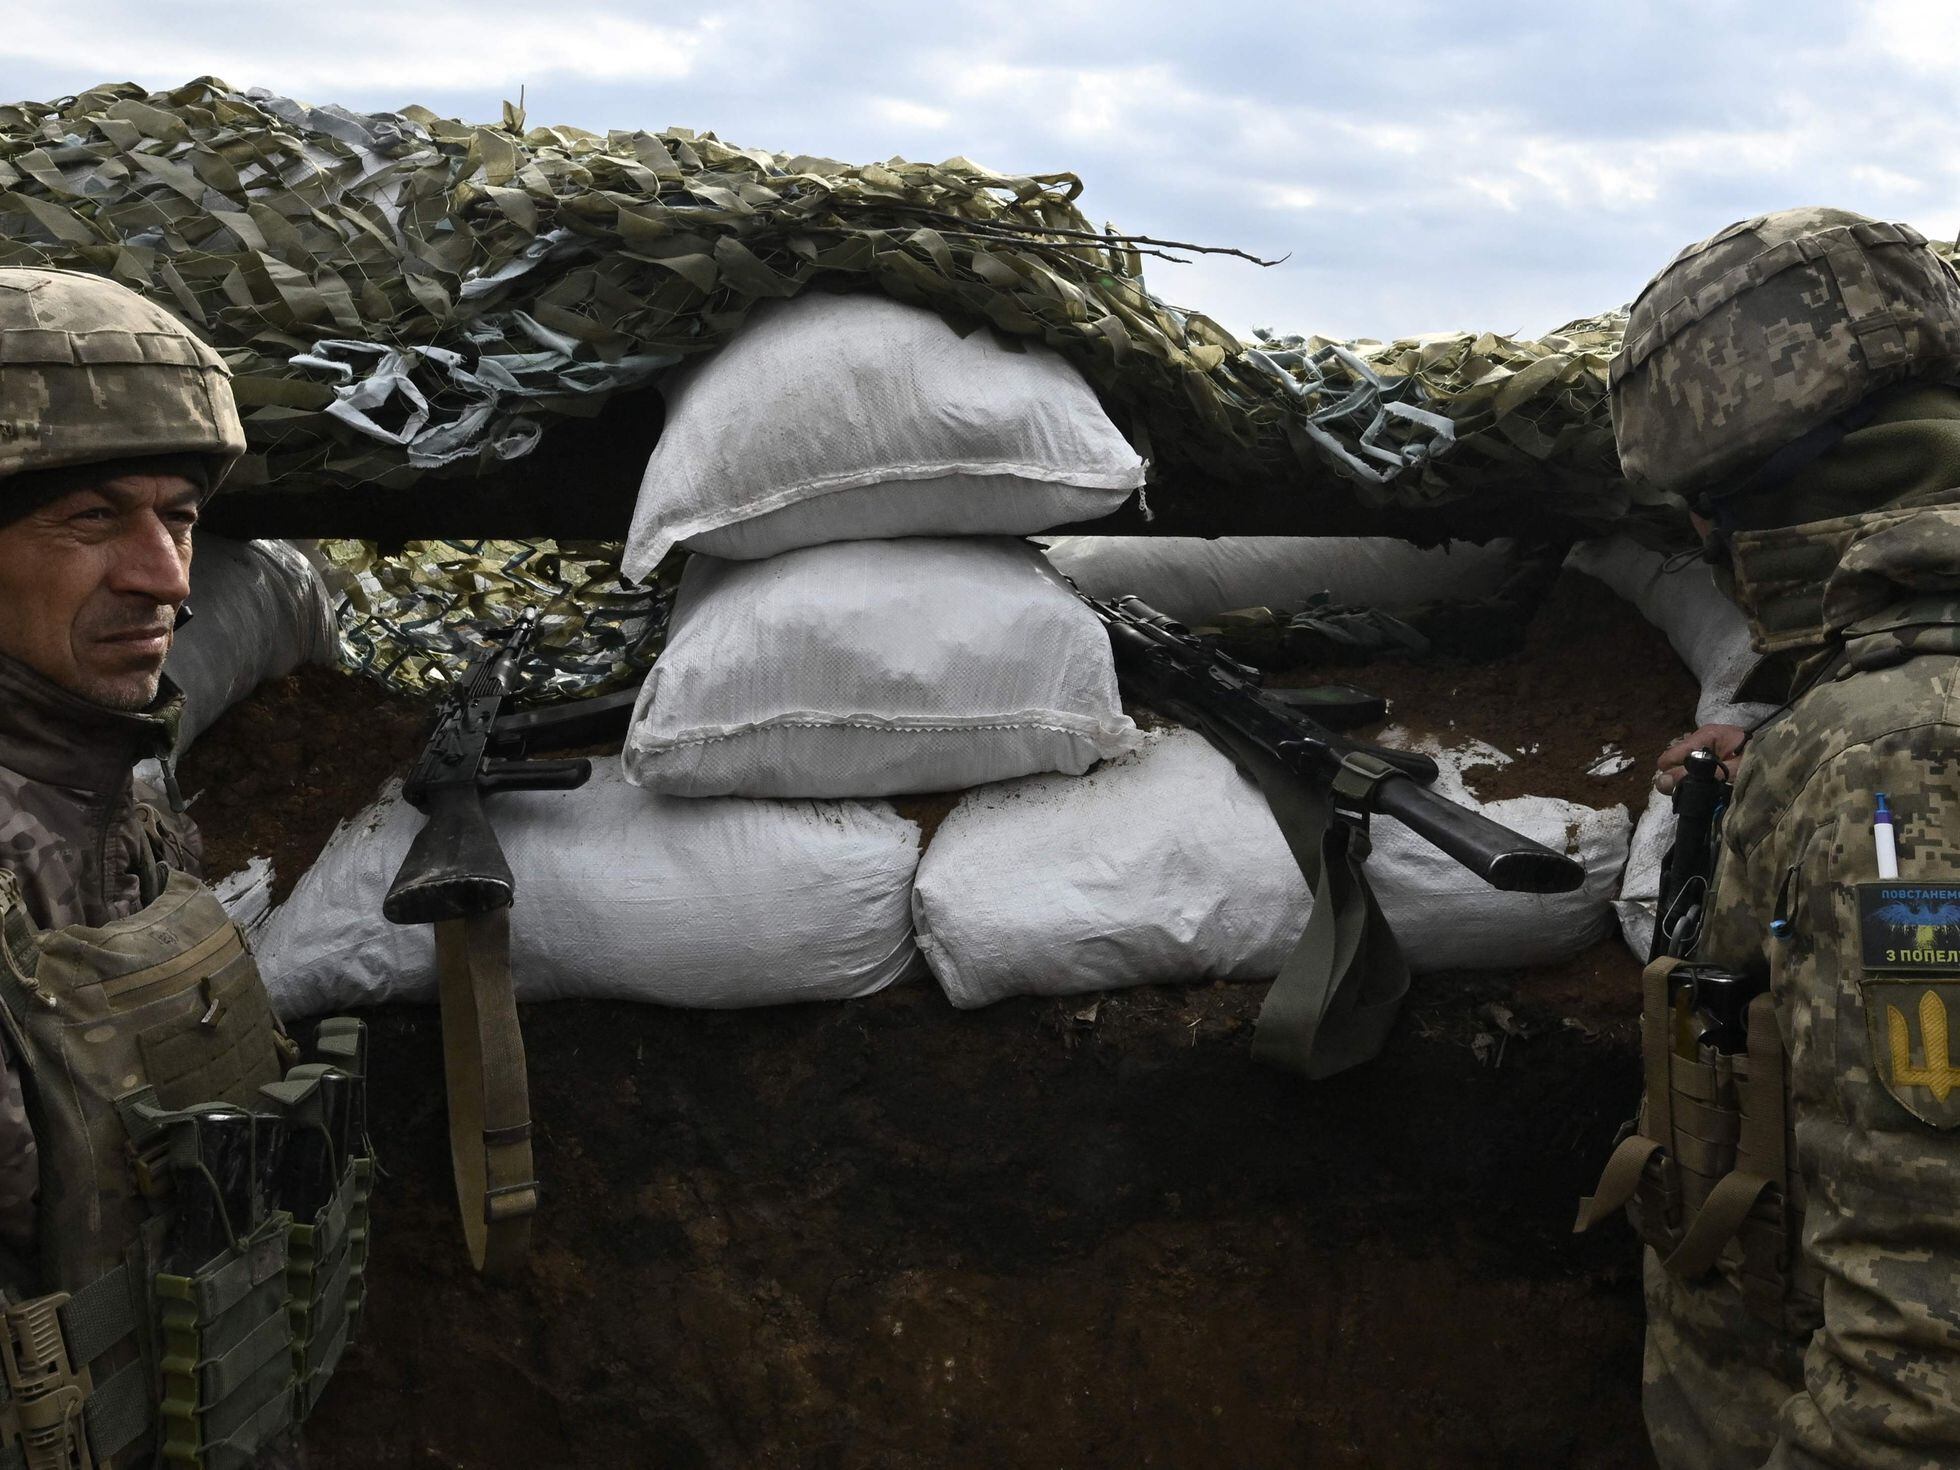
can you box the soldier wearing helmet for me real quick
[0,269,306,1467]
[1588,209,1960,1467]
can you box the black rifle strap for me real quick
[1183,714,1413,1079]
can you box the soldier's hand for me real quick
[1654,723,1749,795]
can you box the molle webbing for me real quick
[287,1155,370,1419]
[1576,961,1813,1326]
[0,868,286,1292]
[151,1214,295,1470]
[0,1266,150,1469]
[0,1054,378,1470]
[0,868,371,1467]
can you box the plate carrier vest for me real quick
[0,836,373,1470]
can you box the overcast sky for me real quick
[8,1,1959,342]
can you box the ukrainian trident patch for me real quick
[1858,884,1960,1126]
[1863,981,1960,1127]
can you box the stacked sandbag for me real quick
[168,534,337,748]
[621,291,1145,800]
[1041,535,1518,626]
[621,292,1146,576]
[912,727,1631,1008]
[260,291,1145,1017]
[625,538,1140,797]
[254,759,923,1017]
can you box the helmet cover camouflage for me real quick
[1609,207,1960,497]
[0,267,244,491]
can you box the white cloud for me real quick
[1851,164,1928,195]
[9,2,1960,340]
[1461,174,1524,213]
[944,56,1201,143]
[1858,0,1960,74]
[0,3,722,94]
[1265,184,1319,211]
[870,98,953,132]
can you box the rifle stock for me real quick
[382,785,517,925]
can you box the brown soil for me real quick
[888,791,963,852]
[176,663,428,902]
[1276,569,1700,811]
[302,966,1650,1470]
[179,568,1701,1470]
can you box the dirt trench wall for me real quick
[306,972,1651,1470]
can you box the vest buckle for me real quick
[0,1291,97,1470]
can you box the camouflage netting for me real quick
[1261,312,1630,523]
[0,77,1651,531]
[6,78,1948,694]
[320,539,675,699]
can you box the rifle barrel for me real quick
[1370,776,1585,894]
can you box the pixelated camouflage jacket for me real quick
[1689,491,1960,1467]
[0,649,200,932]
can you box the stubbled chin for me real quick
[80,676,162,712]
[71,659,165,712]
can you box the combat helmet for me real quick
[1609,207,1960,505]
[0,266,244,487]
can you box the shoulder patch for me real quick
[1859,885,1960,1126]
[1859,882,1960,971]
[1864,980,1960,1127]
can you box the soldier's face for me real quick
[0,471,198,711]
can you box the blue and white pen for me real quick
[1874,793,1900,880]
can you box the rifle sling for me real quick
[1185,712,1413,1079]
[435,909,539,1278]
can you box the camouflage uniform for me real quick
[1643,490,1960,1467]
[0,265,240,1268]
[1604,210,1960,1467]
[0,651,202,1254]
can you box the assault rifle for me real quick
[1644,746,1762,1060]
[384,608,592,925]
[384,608,591,1278]
[1086,593,1586,894]
[1082,592,1586,1078]
[1649,746,1728,961]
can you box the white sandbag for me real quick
[912,726,1629,1009]
[1614,791,1676,960]
[168,535,337,749]
[624,537,1141,799]
[1040,535,1518,626]
[213,856,277,938]
[1564,536,1777,730]
[621,293,1145,576]
[253,758,922,1018]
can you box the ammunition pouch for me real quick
[1575,957,1820,1329]
[0,866,374,1469]
[0,1032,375,1470]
